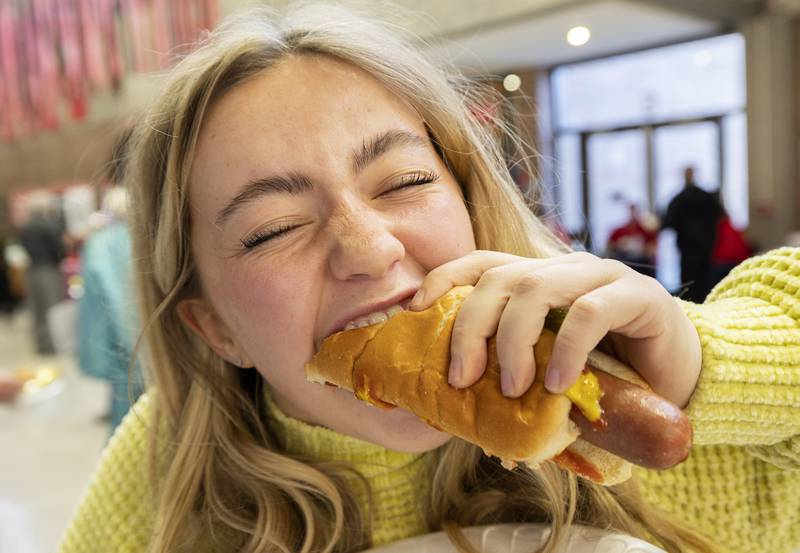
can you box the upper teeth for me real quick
[344,304,404,331]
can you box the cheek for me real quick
[215,263,317,368]
[404,191,476,267]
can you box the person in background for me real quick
[77,131,143,434]
[708,208,752,290]
[606,203,658,278]
[17,193,65,354]
[0,234,15,315]
[660,166,723,302]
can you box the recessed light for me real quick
[503,73,522,92]
[567,26,591,47]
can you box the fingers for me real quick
[491,266,599,397]
[408,250,524,311]
[413,250,667,400]
[449,257,620,398]
[545,278,655,393]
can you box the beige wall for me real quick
[742,14,799,250]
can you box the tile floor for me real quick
[0,306,109,553]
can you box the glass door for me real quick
[585,129,649,254]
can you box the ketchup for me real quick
[553,449,603,483]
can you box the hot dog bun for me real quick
[305,286,686,485]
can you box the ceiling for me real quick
[1,0,778,151]
[430,0,741,72]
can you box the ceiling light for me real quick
[567,26,591,47]
[503,73,522,92]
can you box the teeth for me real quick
[368,312,388,325]
[343,303,405,331]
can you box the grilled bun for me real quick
[306,286,650,484]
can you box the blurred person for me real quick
[660,166,722,302]
[606,203,657,278]
[77,131,143,434]
[17,193,65,354]
[59,6,799,553]
[0,234,15,315]
[707,208,752,290]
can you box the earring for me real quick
[235,358,243,367]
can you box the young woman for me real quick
[60,4,799,553]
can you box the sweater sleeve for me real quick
[58,394,156,553]
[678,247,800,469]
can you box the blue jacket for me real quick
[77,222,143,433]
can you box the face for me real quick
[184,55,476,453]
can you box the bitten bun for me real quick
[306,286,660,485]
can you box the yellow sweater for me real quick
[59,248,800,553]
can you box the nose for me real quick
[327,206,405,281]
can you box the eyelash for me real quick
[240,223,299,249]
[240,170,439,250]
[382,169,439,195]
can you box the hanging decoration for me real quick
[0,0,219,142]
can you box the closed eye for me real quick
[381,170,439,196]
[239,170,439,250]
[240,223,301,249]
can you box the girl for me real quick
[60,4,799,553]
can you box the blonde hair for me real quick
[127,3,717,552]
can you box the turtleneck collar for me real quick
[263,387,435,546]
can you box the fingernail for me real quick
[545,366,561,393]
[448,356,462,387]
[409,289,425,310]
[501,371,516,397]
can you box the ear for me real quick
[176,298,253,368]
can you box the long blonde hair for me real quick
[127,3,716,552]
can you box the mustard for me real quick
[564,369,603,422]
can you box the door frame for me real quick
[576,115,724,250]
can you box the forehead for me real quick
[195,55,426,161]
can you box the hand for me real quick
[408,250,702,408]
[0,375,23,404]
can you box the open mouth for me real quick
[342,303,406,331]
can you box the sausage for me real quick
[568,368,693,470]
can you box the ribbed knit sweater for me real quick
[59,248,800,553]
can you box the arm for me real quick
[58,394,155,552]
[660,199,678,231]
[679,248,800,468]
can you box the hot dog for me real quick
[305,286,693,485]
[570,351,692,470]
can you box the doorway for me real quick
[584,119,721,290]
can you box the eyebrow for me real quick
[214,128,431,227]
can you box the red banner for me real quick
[0,0,219,142]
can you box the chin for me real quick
[311,383,451,453]
[342,399,453,453]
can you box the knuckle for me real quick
[568,251,596,263]
[494,326,516,350]
[512,271,546,295]
[572,294,607,320]
[553,331,581,356]
[480,266,507,286]
[450,321,473,349]
[421,264,445,283]
[600,257,627,274]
